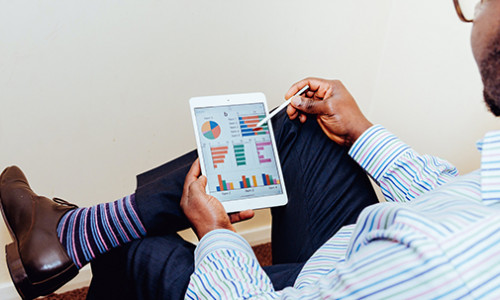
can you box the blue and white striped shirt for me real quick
[186,125,500,299]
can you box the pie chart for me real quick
[201,121,221,140]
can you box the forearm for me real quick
[349,125,459,202]
[186,229,278,299]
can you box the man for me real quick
[1,1,495,299]
[0,93,377,298]
[183,0,500,298]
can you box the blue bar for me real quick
[262,174,267,186]
[216,186,221,191]
[240,182,244,188]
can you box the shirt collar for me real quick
[480,130,500,205]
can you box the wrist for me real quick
[350,119,373,144]
[196,222,235,240]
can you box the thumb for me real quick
[192,175,208,192]
[290,95,326,115]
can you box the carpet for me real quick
[41,242,272,299]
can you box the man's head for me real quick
[468,0,500,115]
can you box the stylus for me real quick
[256,85,310,128]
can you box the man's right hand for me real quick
[286,78,373,147]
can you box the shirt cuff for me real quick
[348,124,411,181]
[194,229,256,269]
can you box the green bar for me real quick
[235,153,245,157]
[246,178,251,187]
[222,180,227,190]
[269,175,273,184]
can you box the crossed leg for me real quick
[87,110,378,299]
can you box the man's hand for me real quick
[180,159,254,239]
[286,78,373,147]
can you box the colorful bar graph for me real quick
[239,175,262,189]
[218,173,279,191]
[211,146,228,169]
[233,144,246,166]
[216,174,235,191]
[239,115,269,137]
[260,173,279,186]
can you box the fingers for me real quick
[286,104,299,120]
[290,95,328,115]
[285,77,334,100]
[189,175,208,197]
[229,209,255,223]
[184,159,201,190]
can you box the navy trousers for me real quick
[86,111,378,299]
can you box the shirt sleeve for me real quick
[185,229,280,299]
[348,125,459,202]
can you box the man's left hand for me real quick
[180,159,254,239]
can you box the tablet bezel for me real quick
[189,92,288,213]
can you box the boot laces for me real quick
[52,197,79,209]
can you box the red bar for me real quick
[265,174,271,185]
[211,146,229,151]
[242,176,248,188]
[241,116,260,120]
[211,150,228,155]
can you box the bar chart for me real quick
[210,146,228,169]
[216,174,235,191]
[256,141,273,164]
[239,115,269,137]
[233,144,246,166]
[216,173,281,191]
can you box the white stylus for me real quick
[256,85,310,128]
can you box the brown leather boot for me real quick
[0,166,79,299]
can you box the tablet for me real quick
[190,92,288,213]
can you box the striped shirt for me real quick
[186,125,500,299]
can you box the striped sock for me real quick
[56,194,147,268]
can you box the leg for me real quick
[87,234,195,300]
[87,234,304,299]
[270,111,378,264]
[133,150,197,235]
[132,109,377,263]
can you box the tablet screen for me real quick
[194,103,284,202]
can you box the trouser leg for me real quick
[133,110,376,242]
[133,150,197,235]
[87,233,304,300]
[88,109,377,298]
[269,112,378,264]
[87,233,195,300]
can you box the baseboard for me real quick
[0,225,271,299]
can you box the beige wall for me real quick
[0,0,497,292]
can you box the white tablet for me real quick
[190,92,288,213]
